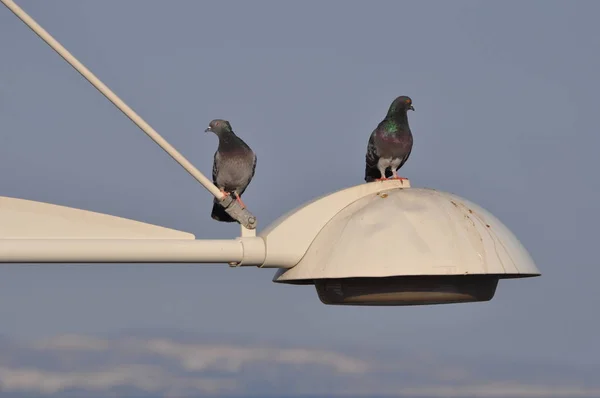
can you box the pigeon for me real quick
[364,95,415,183]
[205,119,257,222]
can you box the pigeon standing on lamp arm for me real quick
[205,119,257,223]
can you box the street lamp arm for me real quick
[0,238,266,265]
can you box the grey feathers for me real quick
[205,119,256,223]
[364,96,415,182]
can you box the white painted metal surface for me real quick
[259,179,411,268]
[267,182,539,281]
[0,196,194,239]
[0,239,243,263]
[0,196,267,264]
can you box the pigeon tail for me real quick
[211,200,237,223]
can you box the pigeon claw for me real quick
[374,176,408,184]
[390,176,409,182]
[234,193,246,209]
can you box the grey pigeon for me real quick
[364,95,415,183]
[205,119,257,222]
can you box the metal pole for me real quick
[0,0,222,199]
[1,0,258,229]
[0,239,266,265]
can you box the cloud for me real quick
[32,335,369,374]
[33,335,110,351]
[0,333,598,397]
[135,338,369,373]
[396,383,600,397]
[0,365,237,395]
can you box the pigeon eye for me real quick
[215,121,220,127]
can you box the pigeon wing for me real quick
[212,150,220,186]
[364,130,382,182]
[237,150,257,197]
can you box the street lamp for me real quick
[0,0,540,306]
[265,181,540,305]
[0,177,541,306]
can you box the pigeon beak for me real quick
[204,127,212,133]
[409,105,415,111]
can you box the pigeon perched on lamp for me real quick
[205,119,257,223]
[364,96,414,183]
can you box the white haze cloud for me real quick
[33,334,369,374]
[0,365,237,395]
[0,333,598,397]
[396,384,600,398]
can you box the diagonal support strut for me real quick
[0,0,257,229]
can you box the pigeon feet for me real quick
[234,193,246,209]
[218,190,246,209]
[374,176,408,184]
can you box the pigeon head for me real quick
[386,96,415,117]
[205,119,233,135]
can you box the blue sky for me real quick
[0,0,599,396]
